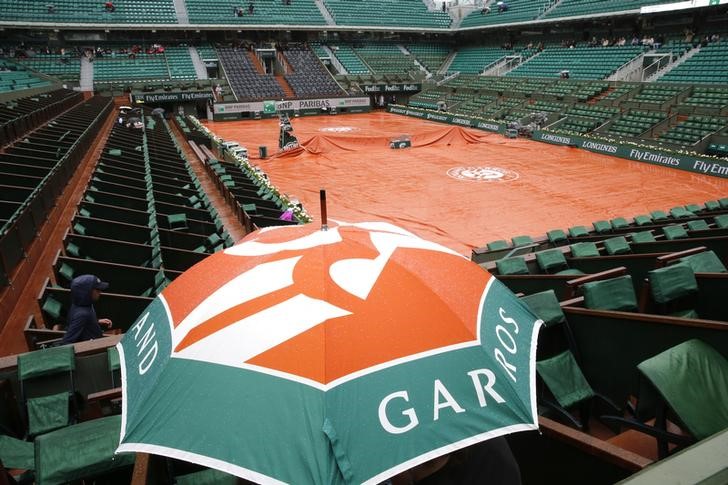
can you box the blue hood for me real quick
[70,274,98,306]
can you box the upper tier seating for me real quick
[460,0,546,28]
[680,87,728,112]
[282,46,344,98]
[15,52,81,81]
[660,40,728,84]
[94,57,169,83]
[185,0,325,24]
[0,0,176,23]
[544,0,683,19]
[165,46,197,80]
[322,0,450,28]
[406,43,450,72]
[218,48,285,101]
[507,46,644,80]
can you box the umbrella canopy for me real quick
[117,221,542,484]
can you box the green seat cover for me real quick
[680,251,727,273]
[536,249,568,273]
[242,203,257,214]
[633,215,652,226]
[592,220,611,234]
[496,257,529,275]
[34,415,135,484]
[0,434,35,470]
[537,351,595,408]
[703,200,720,211]
[546,229,567,244]
[651,210,669,221]
[603,236,631,255]
[570,242,600,258]
[631,231,656,243]
[684,203,703,213]
[520,290,565,327]
[166,213,188,230]
[486,239,509,251]
[610,217,629,229]
[648,264,698,304]
[714,214,728,229]
[663,225,688,240]
[28,392,69,437]
[568,226,589,238]
[719,197,728,209]
[41,297,63,320]
[107,347,120,372]
[670,207,694,219]
[511,235,534,247]
[583,275,637,311]
[637,339,728,440]
[556,268,585,276]
[686,219,710,231]
[108,148,121,156]
[65,242,82,258]
[18,345,75,380]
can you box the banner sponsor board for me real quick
[214,97,370,115]
[133,91,214,103]
[361,84,422,94]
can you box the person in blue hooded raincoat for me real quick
[61,274,113,344]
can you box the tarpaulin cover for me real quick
[204,113,728,256]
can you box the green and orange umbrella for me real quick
[117,220,542,484]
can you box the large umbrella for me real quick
[116,220,542,484]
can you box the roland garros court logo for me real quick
[319,126,361,133]
[447,166,519,182]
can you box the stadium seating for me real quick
[459,0,546,28]
[544,0,684,19]
[680,87,728,113]
[165,46,197,80]
[0,89,82,147]
[557,105,619,134]
[352,43,416,75]
[217,47,285,101]
[606,109,666,137]
[660,40,728,84]
[507,46,644,80]
[15,53,81,81]
[185,0,325,25]
[0,59,52,93]
[659,115,727,146]
[447,46,512,74]
[0,0,176,23]
[326,44,370,75]
[282,45,344,98]
[406,43,451,72]
[322,0,450,28]
[93,56,169,83]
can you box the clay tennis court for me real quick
[204,112,728,256]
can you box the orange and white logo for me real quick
[447,166,519,182]
[160,222,491,388]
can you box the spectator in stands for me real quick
[248,1,255,14]
[47,4,56,13]
[631,35,640,46]
[497,2,508,13]
[481,6,490,14]
[61,275,113,345]
[104,1,115,12]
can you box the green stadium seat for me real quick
[662,225,688,240]
[547,229,568,245]
[633,215,653,226]
[487,240,509,251]
[679,251,727,273]
[582,275,637,312]
[686,219,710,231]
[568,226,589,238]
[511,235,534,247]
[603,236,631,255]
[570,242,599,258]
[610,217,629,230]
[592,220,611,234]
[496,257,529,276]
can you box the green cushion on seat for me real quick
[680,251,727,273]
[496,257,529,275]
[610,217,629,229]
[42,296,63,320]
[630,230,656,243]
[583,275,637,311]
[520,290,565,327]
[648,263,698,304]
[570,242,600,257]
[546,229,567,244]
[637,339,728,440]
[0,435,35,470]
[28,392,69,436]
[486,240,509,251]
[18,345,75,380]
[537,351,595,409]
[663,225,688,240]
[592,220,611,234]
[511,235,534,247]
[670,207,694,219]
[108,148,122,156]
[684,203,703,213]
[568,226,589,237]
[107,347,120,371]
[714,214,728,229]
[555,268,585,276]
[686,219,710,231]
[603,236,631,255]
[651,210,669,221]
[703,200,720,211]
[633,215,652,226]
[536,249,568,273]
[719,197,728,209]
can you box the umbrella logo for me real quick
[161,222,489,388]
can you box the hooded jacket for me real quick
[62,274,104,344]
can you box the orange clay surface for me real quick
[203,112,728,256]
